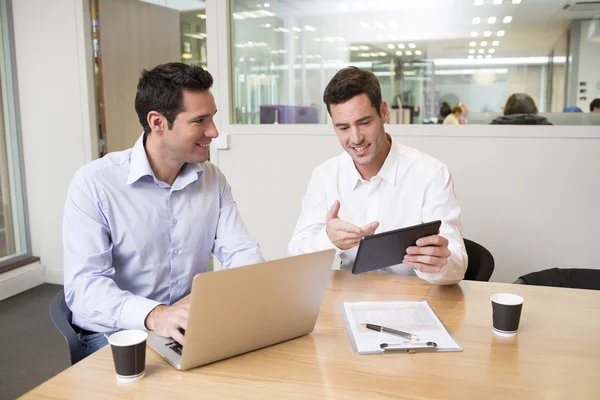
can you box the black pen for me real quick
[361,323,418,341]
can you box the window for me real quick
[0,0,30,269]
[230,0,600,126]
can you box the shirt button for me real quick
[172,249,179,255]
[172,219,177,225]
[172,279,178,285]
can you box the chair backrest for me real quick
[49,289,82,365]
[463,239,495,281]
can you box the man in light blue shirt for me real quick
[63,63,263,357]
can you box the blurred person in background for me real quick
[443,104,464,125]
[490,93,552,125]
[590,98,600,113]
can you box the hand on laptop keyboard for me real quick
[144,303,189,345]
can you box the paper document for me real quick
[342,301,462,354]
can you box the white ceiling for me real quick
[138,0,205,11]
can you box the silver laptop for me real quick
[147,249,335,370]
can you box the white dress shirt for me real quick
[288,137,467,285]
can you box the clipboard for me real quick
[341,300,463,355]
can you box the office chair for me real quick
[514,268,600,290]
[49,289,82,365]
[463,239,495,281]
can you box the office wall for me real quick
[12,0,96,285]
[217,126,600,283]
[576,20,600,111]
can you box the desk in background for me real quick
[22,272,600,399]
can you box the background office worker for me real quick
[63,63,263,357]
[288,67,467,285]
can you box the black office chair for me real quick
[49,289,82,365]
[463,239,495,281]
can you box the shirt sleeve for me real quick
[288,167,342,256]
[63,173,161,332]
[415,165,468,285]
[212,171,264,268]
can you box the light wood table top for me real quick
[23,271,600,399]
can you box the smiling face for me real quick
[329,93,390,178]
[157,89,218,164]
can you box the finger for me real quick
[359,221,379,236]
[406,245,451,257]
[170,326,186,345]
[404,261,443,274]
[326,200,341,221]
[416,234,448,247]
[333,219,362,235]
[174,315,188,332]
[404,254,447,266]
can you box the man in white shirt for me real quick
[288,67,467,285]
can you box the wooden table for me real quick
[22,271,600,399]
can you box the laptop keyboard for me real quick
[165,341,183,355]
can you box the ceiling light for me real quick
[397,43,405,49]
[415,50,422,55]
[264,23,271,27]
[359,45,369,50]
[405,50,413,55]
[488,17,496,24]
[493,0,502,4]
[378,52,387,56]
[481,41,488,46]
[469,41,477,46]
[479,49,485,54]
[409,43,416,48]
[304,25,316,31]
[471,31,478,37]
[196,14,206,19]
[497,30,505,36]
[387,44,395,49]
[474,0,483,5]
[469,49,475,54]
[263,2,270,7]
[486,54,492,59]
[484,31,491,37]
[489,48,496,53]
[396,51,403,56]
[492,40,500,46]
[292,26,301,32]
[182,53,193,59]
[468,55,474,59]
[512,0,521,3]
[472,17,481,24]
[503,16,513,23]
[477,55,483,59]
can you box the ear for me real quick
[380,101,390,124]
[146,111,168,135]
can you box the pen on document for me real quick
[361,323,418,341]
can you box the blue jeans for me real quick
[80,330,119,359]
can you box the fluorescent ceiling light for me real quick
[397,44,405,49]
[471,31,478,37]
[484,31,491,37]
[481,41,488,46]
[387,44,395,49]
[409,43,416,48]
[469,49,475,54]
[503,16,513,23]
[415,50,422,55]
[472,17,481,24]
[487,17,497,24]
[405,50,413,55]
[434,68,509,76]
[492,40,500,46]
[304,25,316,31]
[433,56,566,67]
[478,49,485,54]
[497,30,505,36]
[469,41,477,46]
[489,49,495,53]
[396,51,403,56]
[263,3,270,7]
[477,55,483,59]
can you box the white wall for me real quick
[576,20,600,111]
[217,125,600,283]
[12,0,96,284]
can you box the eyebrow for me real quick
[334,115,372,128]
[188,109,218,122]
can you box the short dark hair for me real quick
[323,67,382,116]
[135,62,214,134]
[590,98,600,112]
[503,93,538,115]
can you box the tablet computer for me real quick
[351,220,442,274]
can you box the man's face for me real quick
[162,90,218,164]
[593,107,600,113]
[330,93,389,168]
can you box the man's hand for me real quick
[325,200,379,250]
[144,303,190,345]
[404,235,451,273]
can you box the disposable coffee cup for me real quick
[107,330,148,382]
[491,293,524,337]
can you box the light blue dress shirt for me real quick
[63,134,264,333]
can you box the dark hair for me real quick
[439,102,451,119]
[503,93,538,115]
[590,98,600,112]
[135,62,214,134]
[323,67,382,116]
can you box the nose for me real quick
[205,120,219,139]
[349,126,362,145]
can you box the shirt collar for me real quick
[127,132,204,187]
[344,134,399,190]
